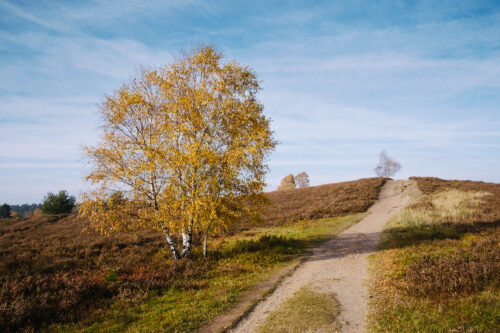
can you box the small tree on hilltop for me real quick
[80,46,276,260]
[0,203,11,218]
[42,190,76,214]
[278,174,296,191]
[374,151,401,178]
[295,172,310,188]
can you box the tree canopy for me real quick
[0,203,11,218]
[278,174,296,191]
[42,190,76,214]
[80,46,276,259]
[374,151,401,178]
[9,203,42,218]
[295,172,310,188]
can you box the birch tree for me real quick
[374,150,401,178]
[80,46,276,259]
[295,172,310,188]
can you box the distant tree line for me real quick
[1,190,76,218]
[10,203,42,218]
[0,203,42,218]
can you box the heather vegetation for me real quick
[0,178,383,332]
[370,177,500,332]
[263,177,386,226]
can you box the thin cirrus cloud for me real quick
[0,0,499,203]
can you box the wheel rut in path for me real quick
[230,179,416,333]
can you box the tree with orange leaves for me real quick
[80,47,276,259]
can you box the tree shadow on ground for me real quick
[298,220,500,263]
[380,220,500,250]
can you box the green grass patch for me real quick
[256,285,341,333]
[51,213,365,332]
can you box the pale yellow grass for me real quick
[386,189,490,229]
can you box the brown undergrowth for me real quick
[370,177,500,332]
[0,177,385,332]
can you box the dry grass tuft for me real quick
[386,189,490,230]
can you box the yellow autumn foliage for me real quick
[80,46,276,257]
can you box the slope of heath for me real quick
[0,178,385,332]
[369,177,500,332]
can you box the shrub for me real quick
[0,203,10,218]
[42,190,76,214]
[277,174,296,191]
[33,208,42,217]
[103,268,121,283]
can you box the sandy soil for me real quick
[230,179,416,333]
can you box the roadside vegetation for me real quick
[369,177,500,332]
[0,178,384,332]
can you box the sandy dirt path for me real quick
[230,179,416,333]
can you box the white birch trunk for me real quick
[181,226,193,258]
[203,230,209,258]
[164,231,181,260]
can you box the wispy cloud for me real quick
[0,0,499,202]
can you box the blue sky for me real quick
[1,0,499,204]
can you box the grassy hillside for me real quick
[0,177,385,332]
[369,177,500,332]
